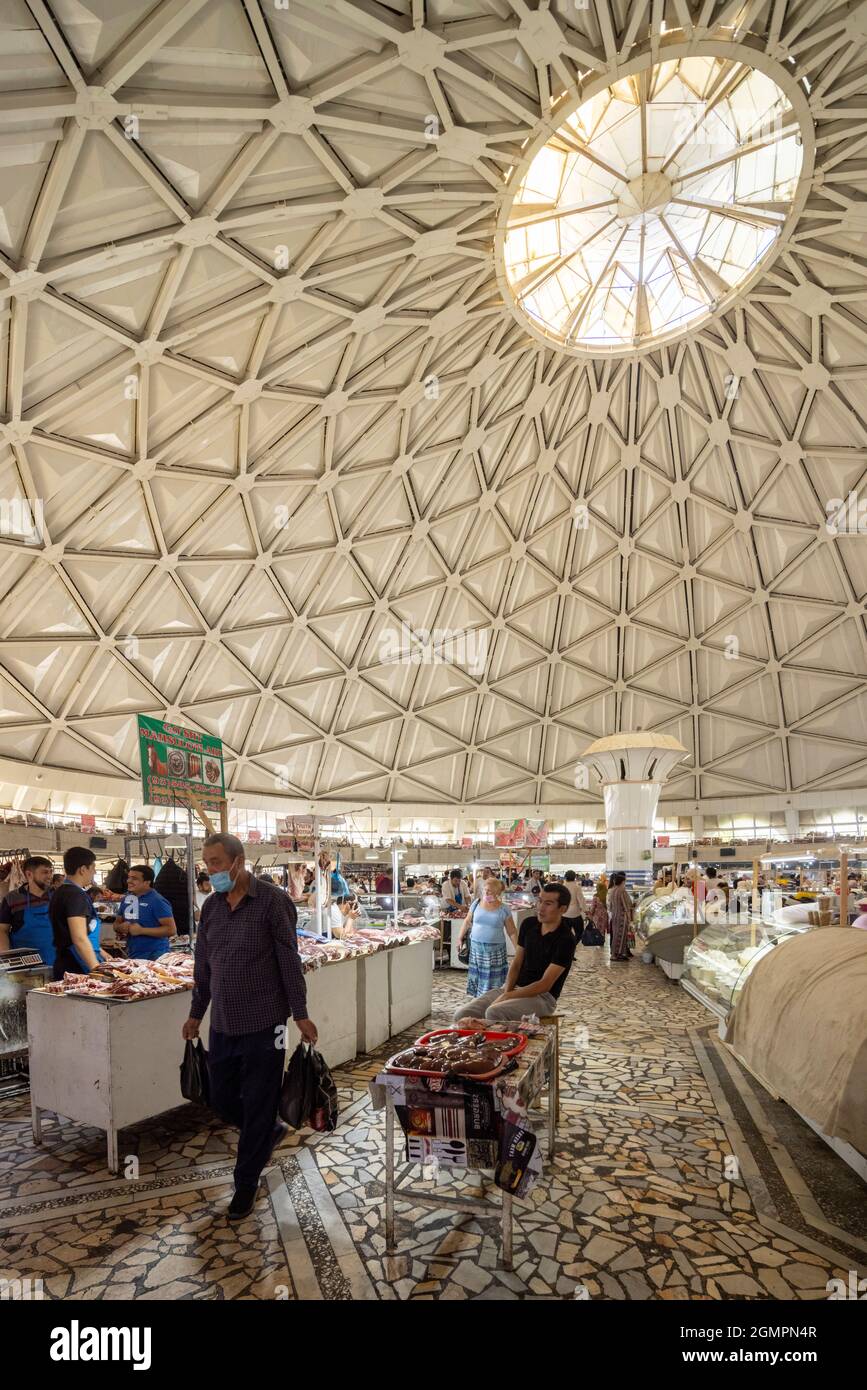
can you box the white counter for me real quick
[28,989,207,1174]
[304,957,357,1068]
[356,951,391,1052]
[388,939,434,1035]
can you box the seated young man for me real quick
[453,882,575,1023]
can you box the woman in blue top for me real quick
[458,878,517,998]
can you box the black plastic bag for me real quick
[105,858,129,895]
[581,923,605,946]
[180,1039,210,1105]
[155,857,190,935]
[279,1043,339,1132]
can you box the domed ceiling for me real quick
[1,0,867,813]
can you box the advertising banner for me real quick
[523,819,548,848]
[494,819,548,848]
[494,819,523,848]
[137,715,224,811]
[293,816,315,853]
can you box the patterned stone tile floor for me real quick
[0,949,864,1300]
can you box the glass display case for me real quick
[503,889,536,915]
[682,919,815,1018]
[355,893,441,931]
[636,891,696,941]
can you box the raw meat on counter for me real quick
[39,958,194,999]
[295,923,438,971]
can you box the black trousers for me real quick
[563,915,584,942]
[208,1026,285,1192]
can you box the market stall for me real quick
[298,902,438,1053]
[368,1024,556,1268]
[28,954,200,1172]
[27,925,439,1171]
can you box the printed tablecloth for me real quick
[369,1032,551,1196]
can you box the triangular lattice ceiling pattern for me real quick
[1,0,867,811]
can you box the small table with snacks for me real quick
[368,1025,556,1269]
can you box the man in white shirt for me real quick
[441,869,471,910]
[562,869,586,938]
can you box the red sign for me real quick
[81,814,95,833]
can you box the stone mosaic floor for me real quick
[0,950,864,1300]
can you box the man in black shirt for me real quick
[49,846,103,979]
[183,832,318,1222]
[453,882,575,1023]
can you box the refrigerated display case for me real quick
[355,893,441,930]
[635,891,696,942]
[682,919,816,1020]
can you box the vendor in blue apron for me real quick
[113,864,176,960]
[0,855,55,965]
[48,846,104,979]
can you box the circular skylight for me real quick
[501,57,804,353]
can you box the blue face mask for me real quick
[210,869,236,894]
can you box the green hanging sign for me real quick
[137,715,225,810]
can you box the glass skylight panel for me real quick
[503,58,803,350]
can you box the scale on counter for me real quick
[0,946,46,973]
[0,947,51,1095]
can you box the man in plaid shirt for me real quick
[183,833,318,1220]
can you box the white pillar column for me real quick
[579,734,688,889]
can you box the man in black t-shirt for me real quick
[453,883,575,1023]
[49,846,103,980]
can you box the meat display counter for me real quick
[354,892,442,931]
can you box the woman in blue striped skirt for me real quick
[458,878,518,997]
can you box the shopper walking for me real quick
[608,871,634,961]
[458,878,517,998]
[374,867,393,893]
[183,833,318,1221]
[453,882,574,1024]
[587,882,609,942]
[562,869,587,941]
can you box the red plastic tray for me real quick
[417,1028,528,1057]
